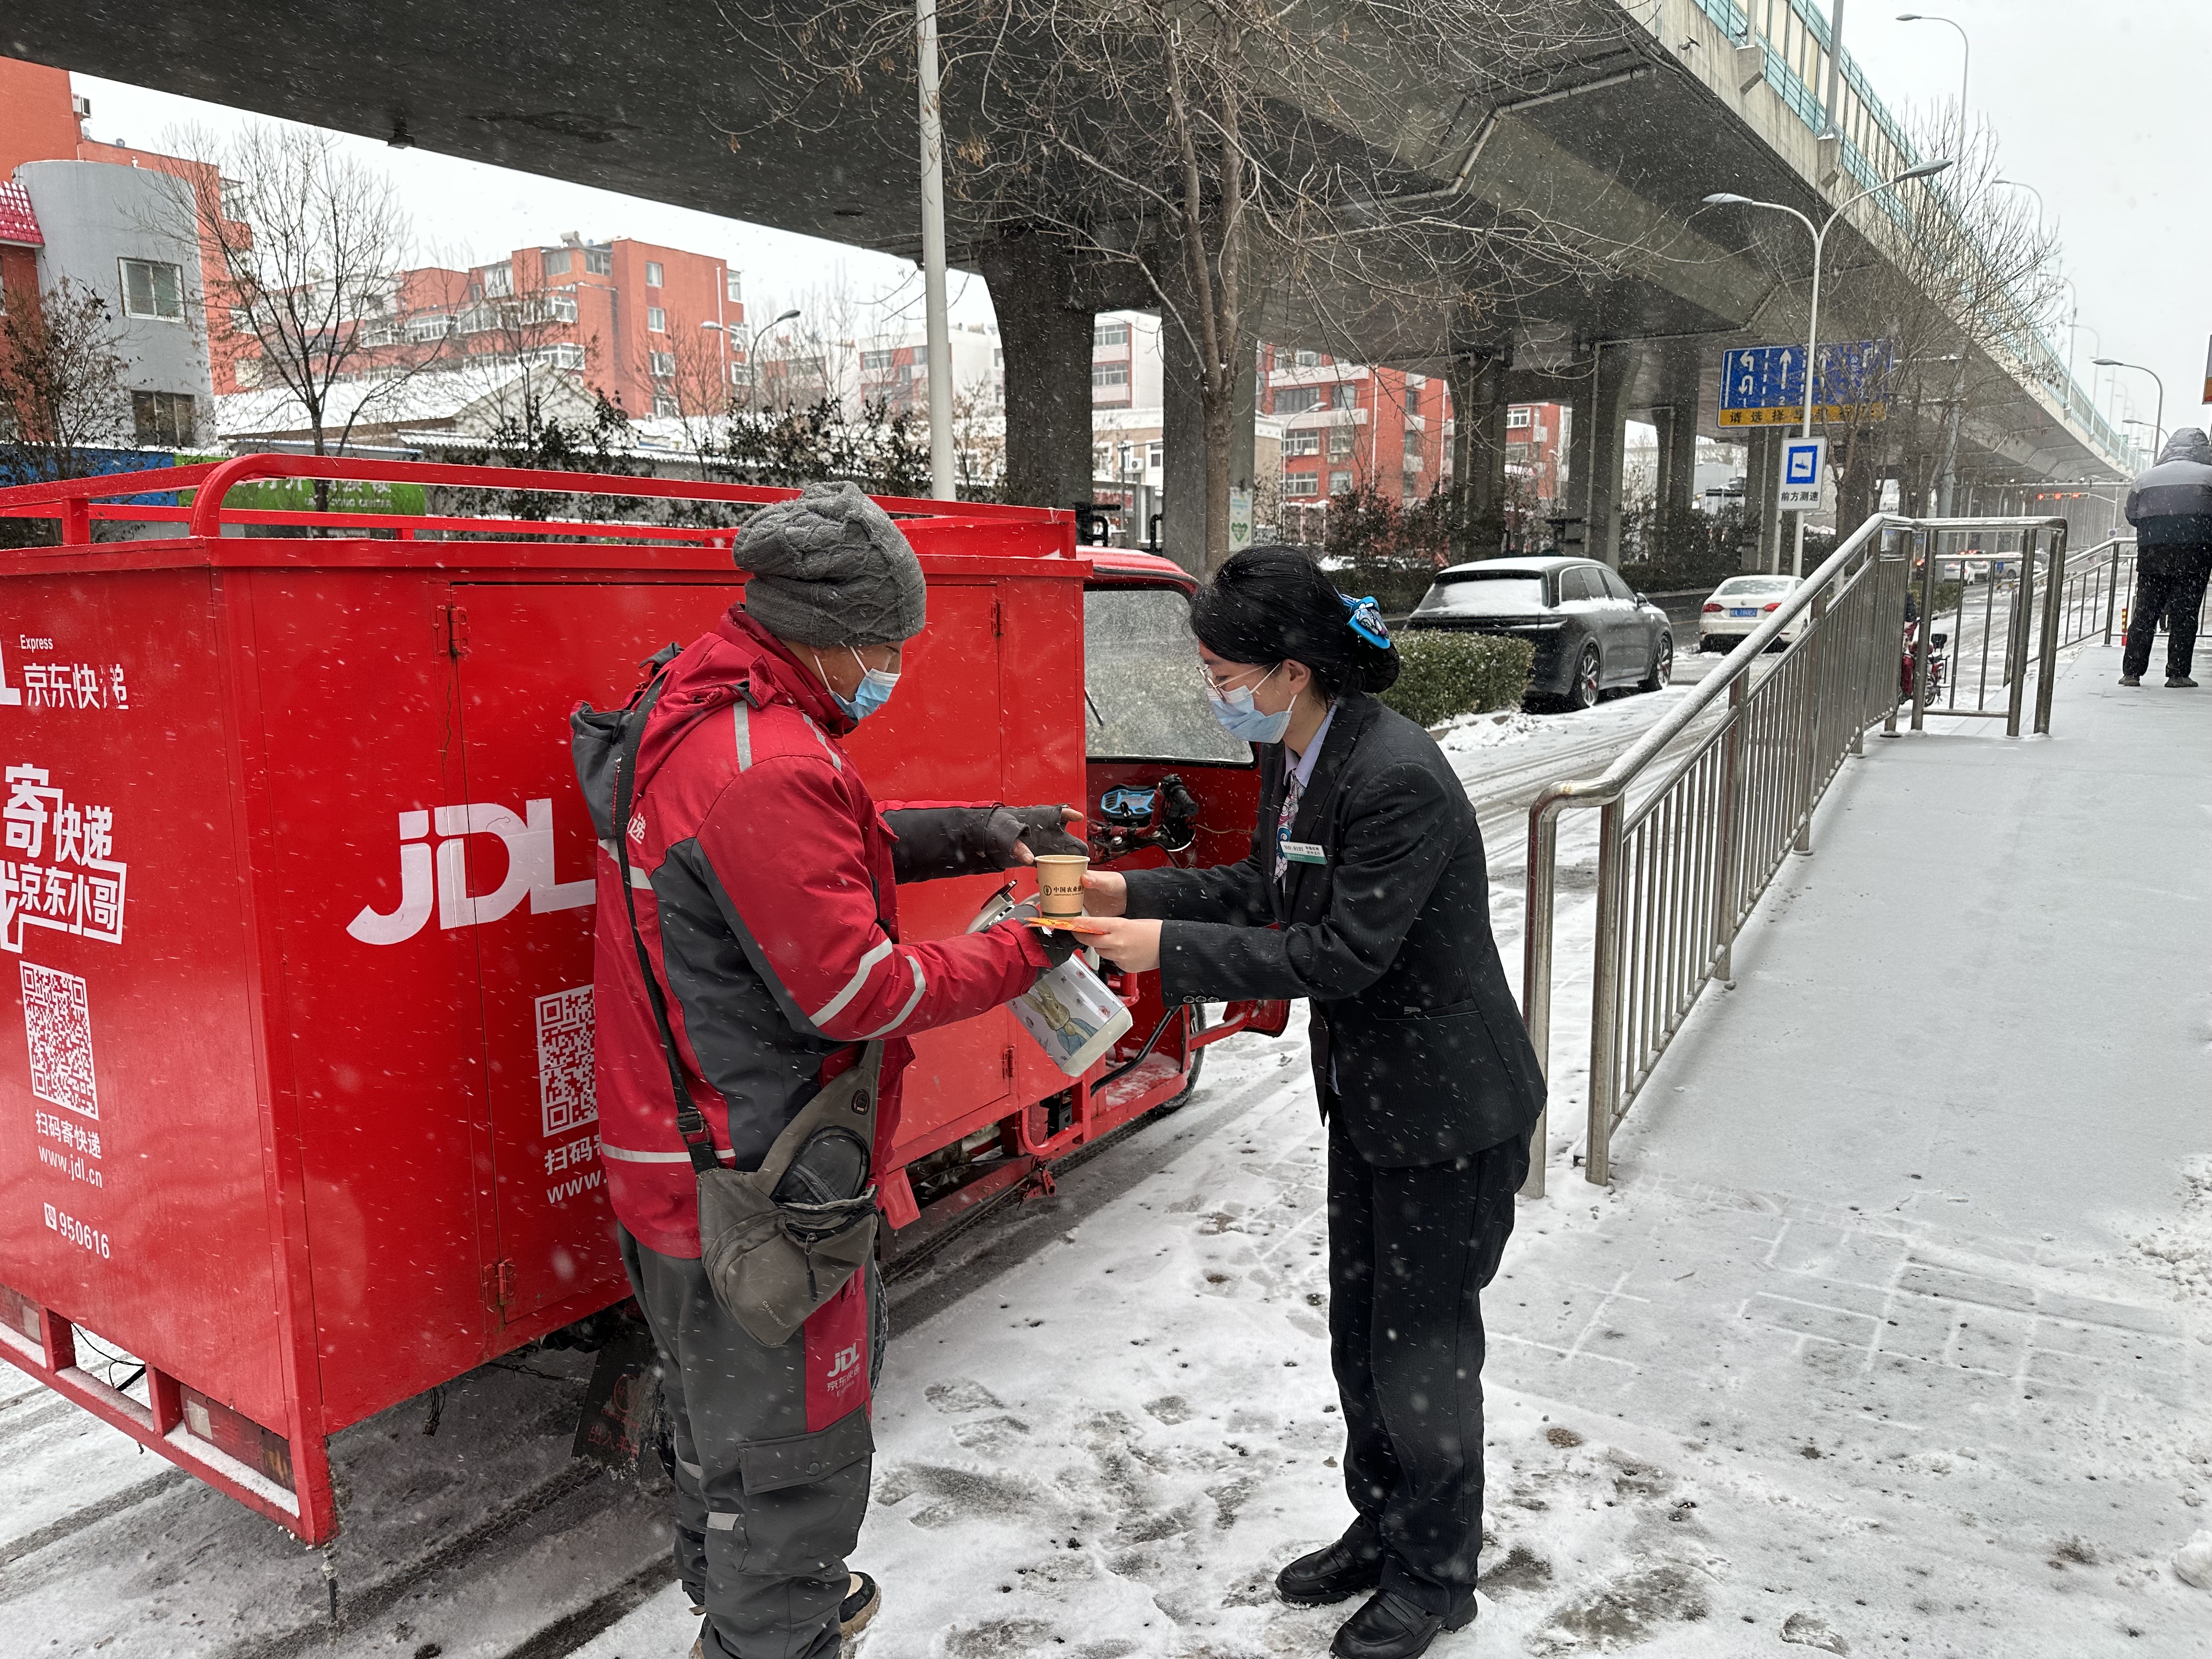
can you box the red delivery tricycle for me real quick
[0,455,1285,1543]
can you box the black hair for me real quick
[1186,544,1400,698]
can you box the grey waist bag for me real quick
[605,670,881,1348]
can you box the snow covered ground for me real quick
[9,648,2208,1657]
[578,647,2212,1658]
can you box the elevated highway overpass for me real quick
[2,0,2140,565]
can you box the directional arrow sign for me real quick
[1720,340,1894,427]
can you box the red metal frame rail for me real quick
[0,452,1071,546]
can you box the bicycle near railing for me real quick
[1520,514,2086,1194]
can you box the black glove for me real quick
[1004,804,1087,860]
[1032,923,1081,968]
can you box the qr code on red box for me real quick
[535,986,596,1137]
[21,962,97,1120]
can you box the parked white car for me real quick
[1697,575,1804,651]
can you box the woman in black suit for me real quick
[1084,546,1545,1659]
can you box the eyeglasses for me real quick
[1194,662,1274,695]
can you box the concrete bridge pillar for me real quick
[1653,398,1699,534]
[1446,351,1509,563]
[1161,318,1255,575]
[978,233,1096,513]
[1572,343,1637,568]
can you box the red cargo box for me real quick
[0,456,1277,1544]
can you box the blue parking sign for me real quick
[1777,436,1827,510]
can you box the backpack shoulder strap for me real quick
[611,671,722,1177]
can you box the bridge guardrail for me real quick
[1521,513,2072,1193]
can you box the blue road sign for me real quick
[1778,436,1829,510]
[1720,340,1894,426]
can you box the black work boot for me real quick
[2168,674,2198,688]
[2119,674,2142,686]
[1330,1589,1475,1659]
[841,1572,882,1637]
[1277,1532,1385,1606]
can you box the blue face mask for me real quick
[1206,663,1292,743]
[821,647,900,723]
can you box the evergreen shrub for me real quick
[1382,630,1536,727]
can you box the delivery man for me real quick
[572,481,1081,1658]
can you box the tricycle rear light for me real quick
[179,1385,295,1491]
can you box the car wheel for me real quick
[1637,634,1674,693]
[1566,642,1601,710]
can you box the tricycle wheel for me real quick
[1150,1007,1210,1116]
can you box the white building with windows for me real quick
[1090,312,1164,411]
[12,160,214,448]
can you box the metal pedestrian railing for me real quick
[2051,536,2212,659]
[1521,514,2073,1194]
[2057,536,2136,651]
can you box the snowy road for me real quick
[19,653,2204,1659]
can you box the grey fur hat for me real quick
[738,481,926,646]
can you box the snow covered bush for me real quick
[1383,630,1535,727]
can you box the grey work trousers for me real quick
[620,1227,884,1659]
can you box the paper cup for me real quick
[1032,854,1089,917]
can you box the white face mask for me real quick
[1204,663,1293,743]
[812,646,901,721]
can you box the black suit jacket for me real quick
[1122,691,1544,1166]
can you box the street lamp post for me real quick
[2097,358,2165,466]
[1897,14,1970,160]
[2051,273,2081,397]
[1989,179,2082,408]
[1705,157,1954,575]
[917,0,956,500]
[744,309,802,410]
[1991,177,2043,232]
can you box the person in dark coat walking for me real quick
[2121,428,2212,687]
[1082,547,1545,1659]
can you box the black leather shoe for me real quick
[1329,1589,1475,1659]
[1276,1536,1385,1606]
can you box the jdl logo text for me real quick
[350,800,594,945]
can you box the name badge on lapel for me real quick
[1282,840,1328,866]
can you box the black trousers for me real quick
[620,1229,885,1659]
[1325,1119,1527,1619]
[2123,549,2212,679]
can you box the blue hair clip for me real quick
[1341,593,1392,650]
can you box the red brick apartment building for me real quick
[222,238,743,418]
[1505,400,1566,506]
[0,57,240,314]
[1262,349,1447,509]
[2,57,744,421]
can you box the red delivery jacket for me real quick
[572,607,1048,1256]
